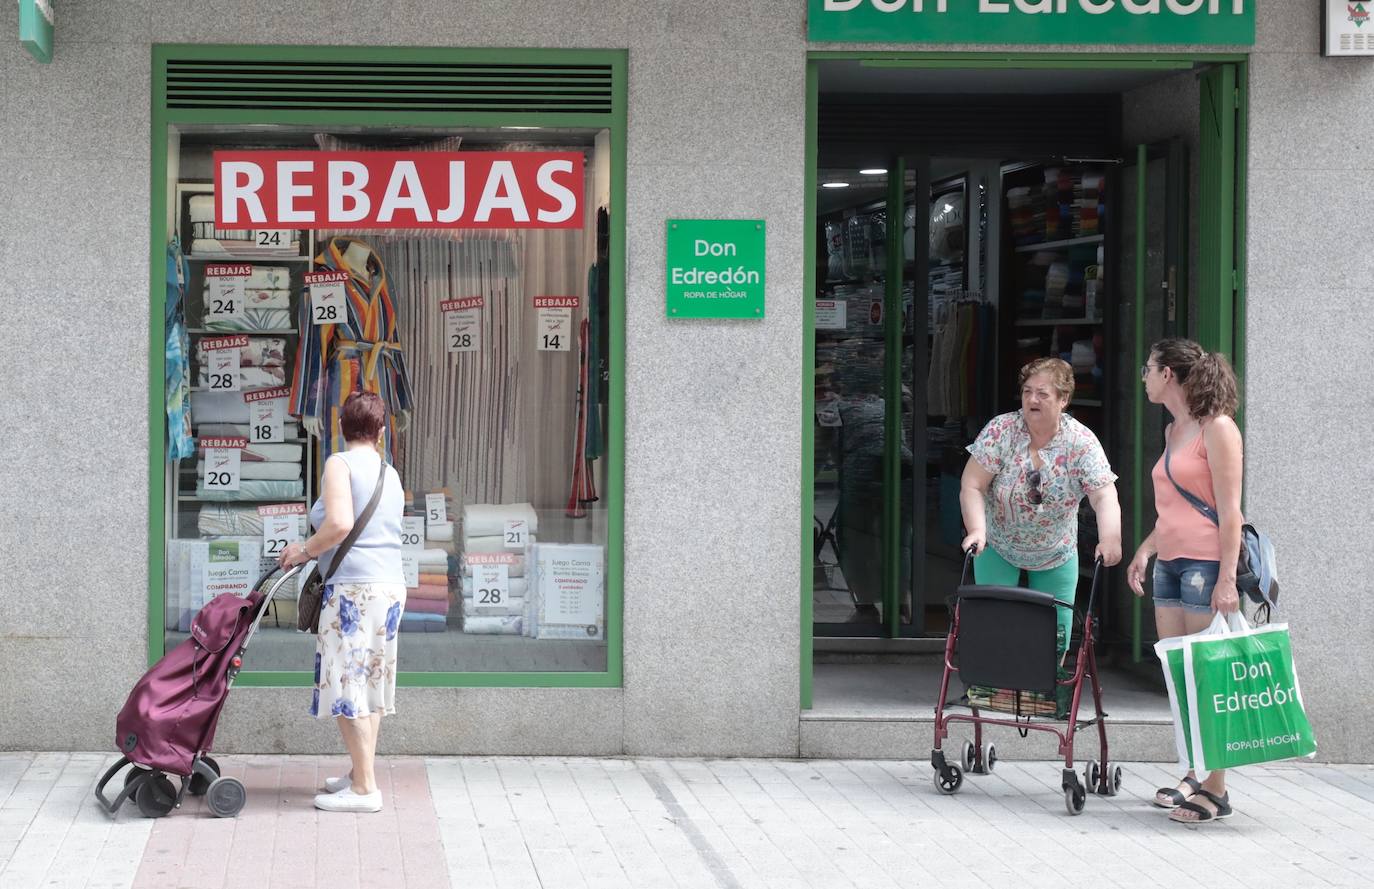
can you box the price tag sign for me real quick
[245,388,288,443]
[815,299,847,331]
[261,515,300,560]
[205,342,242,392]
[306,271,348,326]
[254,229,292,250]
[441,297,482,354]
[401,516,424,549]
[426,492,447,526]
[504,519,529,550]
[401,552,420,588]
[203,443,242,492]
[534,296,578,352]
[473,563,510,612]
[205,264,250,322]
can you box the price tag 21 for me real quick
[306,271,348,326]
[401,516,424,549]
[504,519,529,550]
[262,515,300,560]
[474,563,510,611]
[203,447,241,491]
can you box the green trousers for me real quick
[973,547,1078,657]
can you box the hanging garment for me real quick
[290,236,415,461]
[165,239,195,460]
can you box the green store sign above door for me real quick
[808,0,1255,45]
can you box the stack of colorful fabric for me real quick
[195,336,289,389]
[201,265,295,332]
[400,547,453,633]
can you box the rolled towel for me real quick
[463,534,535,555]
[406,597,449,615]
[196,460,302,481]
[462,502,538,537]
[426,521,454,542]
[202,308,293,333]
[462,615,523,636]
[461,577,529,599]
[462,596,525,618]
[408,583,450,601]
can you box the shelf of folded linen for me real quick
[401,545,453,634]
[460,502,539,636]
[187,196,303,258]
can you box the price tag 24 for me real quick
[262,515,300,560]
[474,563,510,611]
[504,519,528,549]
[206,269,247,321]
[401,552,419,588]
[306,272,348,326]
[426,492,447,526]
[203,447,241,491]
[401,516,424,549]
[207,346,241,392]
[254,229,292,249]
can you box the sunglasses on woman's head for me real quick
[1026,468,1043,505]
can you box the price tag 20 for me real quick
[504,519,529,550]
[207,346,241,392]
[426,492,447,526]
[203,447,241,491]
[306,271,348,326]
[473,563,510,611]
[401,552,420,588]
[401,516,425,549]
[262,515,300,560]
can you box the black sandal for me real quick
[1152,776,1201,809]
[1170,789,1233,824]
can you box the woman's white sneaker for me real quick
[314,787,382,813]
[323,774,351,793]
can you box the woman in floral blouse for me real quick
[959,358,1123,656]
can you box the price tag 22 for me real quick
[262,515,300,560]
[504,519,529,550]
[207,346,241,392]
[203,447,241,491]
[306,271,348,326]
[474,563,510,611]
[401,516,425,549]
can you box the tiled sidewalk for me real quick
[3,753,1373,888]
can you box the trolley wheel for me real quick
[1084,760,1101,794]
[982,743,997,774]
[134,773,177,818]
[188,756,220,797]
[960,740,976,774]
[1064,784,1086,816]
[206,776,247,818]
[1104,764,1123,797]
[124,766,151,789]
[933,765,964,795]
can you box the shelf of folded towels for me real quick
[185,192,305,260]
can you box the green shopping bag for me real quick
[1182,613,1317,772]
[1154,634,1197,769]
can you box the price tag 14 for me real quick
[203,447,241,491]
[261,515,300,560]
[426,492,447,526]
[207,346,241,392]
[401,516,425,549]
[401,552,420,588]
[474,563,510,611]
[504,519,528,550]
[306,272,348,326]
[536,308,571,351]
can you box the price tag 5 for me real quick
[262,515,300,560]
[401,516,425,549]
[504,519,528,550]
[204,447,241,492]
[426,492,447,526]
[474,564,510,611]
[207,346,241,392]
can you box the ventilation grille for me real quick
[164,59,614,115]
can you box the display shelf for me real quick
[1013,318,1102,327]
[1012,234,1104,253]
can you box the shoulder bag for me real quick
[296,460,388,634]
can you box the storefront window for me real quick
[159,122,615,675]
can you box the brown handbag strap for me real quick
[321,459,388,584]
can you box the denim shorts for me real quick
[1153,558,1220,613]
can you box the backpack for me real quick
[1164,446,1279,620]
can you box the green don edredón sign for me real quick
[19,0,54,63]
[808,0,1255,45]
[665,219,766,319]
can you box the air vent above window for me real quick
[164,59,614,115]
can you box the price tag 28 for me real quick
[401,552,419,588]
[207,346,241,392]
[504,519,529,550]
[262,515,300,560]
[203,447,241,491]
[306,271,348,326]
[401,516,424,549]
[426,492,447,526]
[474,563,510,611]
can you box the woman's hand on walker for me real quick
[960,530,986,556]
[1094,537,1122,568]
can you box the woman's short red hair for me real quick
[340,391,386,442]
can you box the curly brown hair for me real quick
[1149,338,1239,419]
[1018,357,1075,402]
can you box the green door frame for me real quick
[149,43,627,688]
[801,50,1249,710]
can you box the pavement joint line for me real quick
[636,762,747,889]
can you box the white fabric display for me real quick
[196,460,302,481]
[461,577,528,599]
[191,238,300,257]
[462,558,526,579]
[463,534,535,555]
[418,548,450,568]
[190,389,252,423]
[462,615,523,635]
[197,505,307,538]
[195,479,304,500]
[461,597,525,618]
[198,422,302,439]
[426,521,454,542]
[462,502,539,538]
[189,195,216,223]
[197,442,302,463]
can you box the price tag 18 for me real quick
[207,346,241,392]
[504,519,529,550]
[249,396,285,443]
[203,447,241,491]
[426,492,447,526]
[307,272,348,326]
[401,516,424,549]
[473,563,510,611]
[401,552,420,588]
[262,515,300,560]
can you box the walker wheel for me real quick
[1084,760,1101,794]
[960,740,976,773]
[933,764,964,795]
[1104,764,1123,797]
[188,756,220,797]
[982,743,997,773]
[1064,785,1086,815]
[124,766,151,789]
[134,773,177,818]
[206,776,247,818]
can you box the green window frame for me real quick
[147,43,627,688]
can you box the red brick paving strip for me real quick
[131,756,451,889]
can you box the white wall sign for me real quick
[534,296,578,352]
[534,543,604,629]
[1324,0,1374,55]
[441,296,483,354]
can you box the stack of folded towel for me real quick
[460,503,538,637]
[399,546,453,634]
[188,196,301,258]
[195,336,289,389]
[200,265,295,332]
[193,439,304,500]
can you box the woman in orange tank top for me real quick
[1126,338,1243,824]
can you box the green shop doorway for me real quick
[801,54,1247,718]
